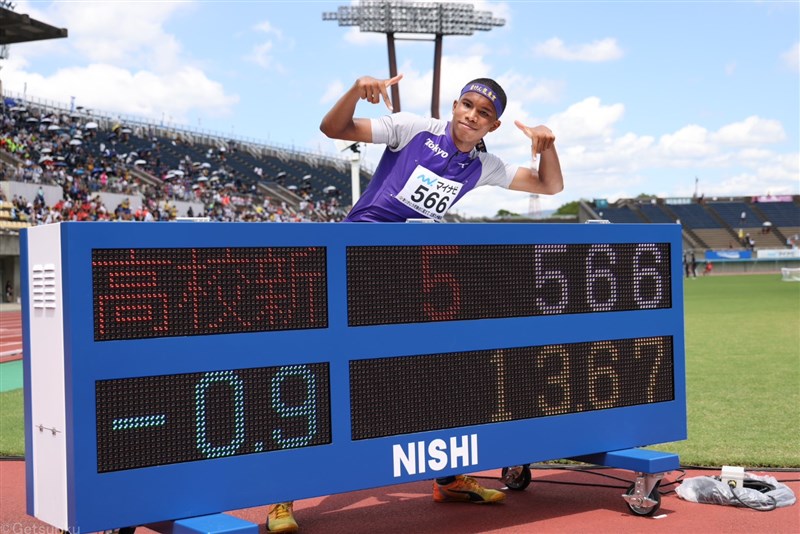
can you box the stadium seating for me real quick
[752,202,800,228]
[663,204,721,229]
[706,201,763,229]
[0,98,365,223]
[638,204,676,224]
[596,205,644,223]
[691,228,740,250]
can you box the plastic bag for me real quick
[676,473,796,510]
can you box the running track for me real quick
[0,310,22,363]
[1,309,798,532]
[1,462,798,534]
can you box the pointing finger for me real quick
[514,120,531,137]
[381,74,403,111]
[386,73,404,88]
[379,85,393,111]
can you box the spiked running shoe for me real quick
[267,502,298,533]
[433,475,506,503]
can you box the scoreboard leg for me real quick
[496,448,679,517]
[501,465,532,490]
[572,448,679,516]
[623,473,663,516]
[146,514,259,534]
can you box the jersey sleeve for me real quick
[370,112,441,151]
[475,153,517,189]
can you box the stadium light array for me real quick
[323,1,504,117]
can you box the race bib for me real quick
[395,165,463,221]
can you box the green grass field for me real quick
[1,273,798,467]
[0,388,23,456]
[656,273,800,467]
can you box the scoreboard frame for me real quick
[22,221,686,532]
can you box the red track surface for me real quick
[2,308,798,533]
[0,310,23,363]
[1,461,798,533]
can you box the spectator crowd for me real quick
[0,100,348,227]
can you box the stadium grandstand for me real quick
[580,196,799,249]
[578,195,800,275]
[0,91,372,225]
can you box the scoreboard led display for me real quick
[347,243,671,325]
[92,247,328,340]
[350,336,673,440]
[96,363,331,472]
[22,222,686,533]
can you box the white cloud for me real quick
[16,1,191,72]
[547,97,625,142]
[756,152,800,185]
[254,20,283,39]
[340,57,795,217]
[533,37,624,62]
[1,60,238,122]
[713,116,786,146]
[782,42,799,72]
[455,185,542,218]
[245,19,292,71]
[457,94,797,216]
[2,2,239,124]
[321,80,346,104]
[659,125,716,159]
[245,41,278,70]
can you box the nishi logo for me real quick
[392,433,478,477]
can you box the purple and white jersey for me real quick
[344,112,516,222]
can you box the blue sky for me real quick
[2,0,798,218]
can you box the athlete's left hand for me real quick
[514,121,556,161]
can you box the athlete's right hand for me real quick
[356,74,403,111]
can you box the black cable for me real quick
[530,479,629,490]
[483,463,798,498]
[480,465,687,496]
[728,480,778,512]
[681,464,800,473]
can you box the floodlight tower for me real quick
[0,1,16,76]
[323,1,504,119]
[528,193,541,219]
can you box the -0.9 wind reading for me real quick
[96,363,331,472]
[347,243,671,326]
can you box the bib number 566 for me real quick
[410,185,450,214]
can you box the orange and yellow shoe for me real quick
[433,475,506,503]
[267,502,298,532]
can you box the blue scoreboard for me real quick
[22,221,686,532]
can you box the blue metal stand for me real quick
[502,448,679,516]
[148,514,259,534]
[572,448,679,515]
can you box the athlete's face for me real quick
[451,92,501,151]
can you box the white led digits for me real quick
[195,370,246,459]
[271,365,319,448]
